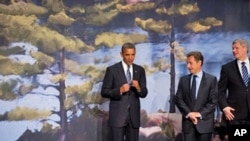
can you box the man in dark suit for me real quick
[218,39,250,140]
[101,42,148,141]
[175,51,218,141]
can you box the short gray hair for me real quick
[232,39,249,52]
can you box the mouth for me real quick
[127,62,133,65]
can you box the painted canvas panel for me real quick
[0,0,249,141]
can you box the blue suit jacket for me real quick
[101,62,148,128]
[175,71,218,134]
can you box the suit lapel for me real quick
[232,60,247,87]
[186,74,193,102]
[196,72,206,101]
[132,64,139,80]
[117,62,128,84]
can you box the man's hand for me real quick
[120,84,130,95]
[131,80,141,92]
[188,112,201,125]
[223,106,235,120]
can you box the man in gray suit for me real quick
[101,42,148,141]
[175,51,218,141]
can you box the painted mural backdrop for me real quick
[0,0,250,141]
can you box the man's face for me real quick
[121,48,135,66]
[232,42,248,60]
[186,56,202,74]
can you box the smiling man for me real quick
[218,39,250,141]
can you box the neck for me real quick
[237,56,248,61]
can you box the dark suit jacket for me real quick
[175,71,218,134]
[101,62,148,128]
[218,59,250,122]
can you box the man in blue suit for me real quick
[101,42,148,141]
[175,51,218,141]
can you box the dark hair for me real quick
[121,42,135,53]
[187,51,204,65]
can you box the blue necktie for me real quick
[241,62,249,86]
[191,75,197,101]
[126,65,131,84]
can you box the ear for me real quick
[198,60,202,65]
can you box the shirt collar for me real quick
[122,61,131,69]
[238,58,249,66]
[193,70,203,78]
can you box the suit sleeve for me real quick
[101,66,122,100]
[136,67,148,98]
[175,77,192,116]
[218,65,229,110]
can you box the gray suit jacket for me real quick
[175,71,218,134]
[101,62,148,128]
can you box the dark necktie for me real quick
[191,75,197,101]
[126,65,131,84]
[241,62,249,86]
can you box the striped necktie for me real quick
[241,62,249,86]
[126,65,131,84]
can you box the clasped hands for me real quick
[188,112,202,125]
[120,80,141,95]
